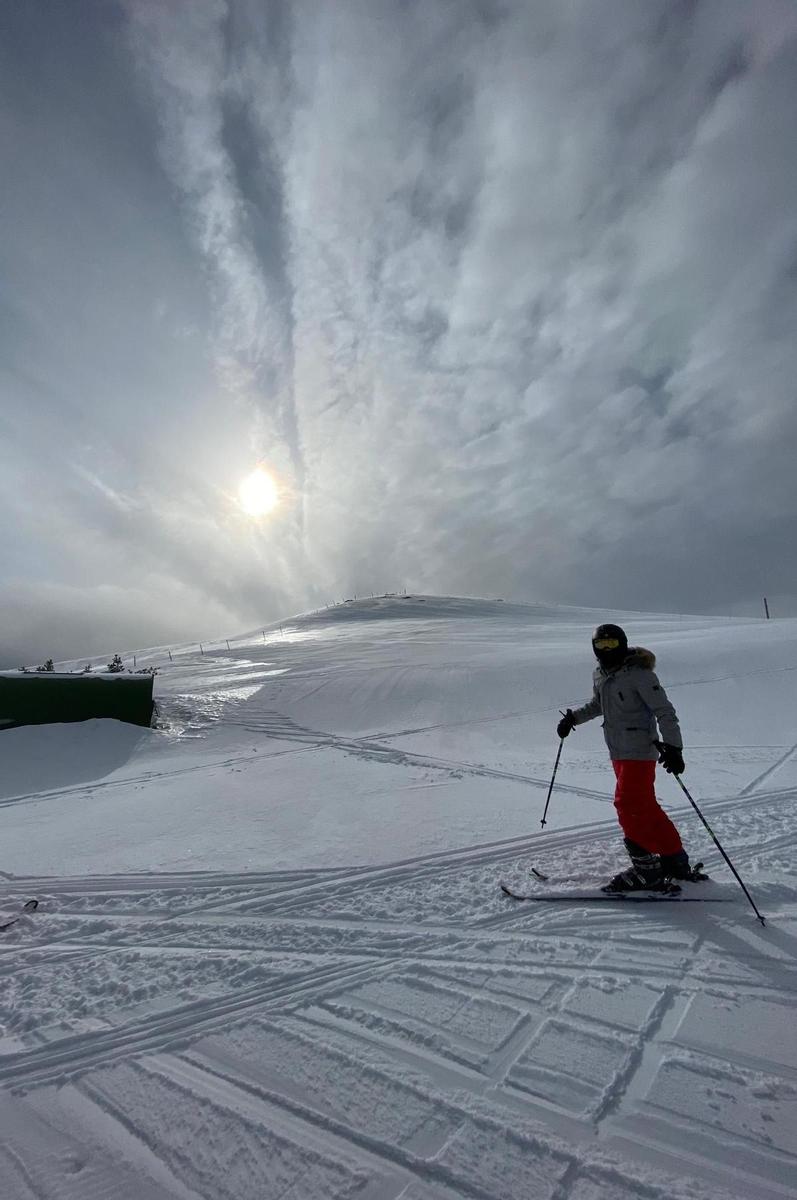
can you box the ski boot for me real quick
[602,840,676,894]
[660,850,708,883]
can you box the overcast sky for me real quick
[2,0,797,665]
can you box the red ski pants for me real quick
[612,760,683,855]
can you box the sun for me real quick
[238,467,279,516]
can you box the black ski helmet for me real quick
[592,623,628,668]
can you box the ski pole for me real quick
[656,745,766,926]
[540,717,567,829]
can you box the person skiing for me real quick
[557,623,703,893]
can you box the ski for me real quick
[0,899,38,930]
[529,862,708,885]
[501,884,730,903]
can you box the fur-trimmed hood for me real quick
[595,646,656,678]
[625,646,656,670]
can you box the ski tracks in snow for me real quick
[2,795,797,1200]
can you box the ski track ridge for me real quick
[738,741,797,797]
[2,749,795,1200]
[136,1051,527,1200]
[0,959,399,1090]
[2,786,792,966]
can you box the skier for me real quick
[557,623,703,892]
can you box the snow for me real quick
[1,595,796,1199]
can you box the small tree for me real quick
[38,658,55,673]
[107,654,125,673]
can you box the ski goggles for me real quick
[592,636,622,650]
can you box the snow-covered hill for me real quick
[1,597,796,1199]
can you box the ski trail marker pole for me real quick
[540,716,567,829]
[661,756,766,926]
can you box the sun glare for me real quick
[238,467,279,516]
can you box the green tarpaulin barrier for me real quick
[0,673,154,730]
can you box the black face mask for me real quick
[593,644,627,670]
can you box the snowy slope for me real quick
[1,596,796,1199]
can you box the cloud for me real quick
[2,0,797,664]
[0,578,242,668]
[125,0,302,485]
[269,0,797,612]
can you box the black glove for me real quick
[658,743,685,775]
[557,709,576,739]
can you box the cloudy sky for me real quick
[2,0,797,665]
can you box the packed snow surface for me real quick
[1,595,796,1200]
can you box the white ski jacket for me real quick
[571,647,682,762]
